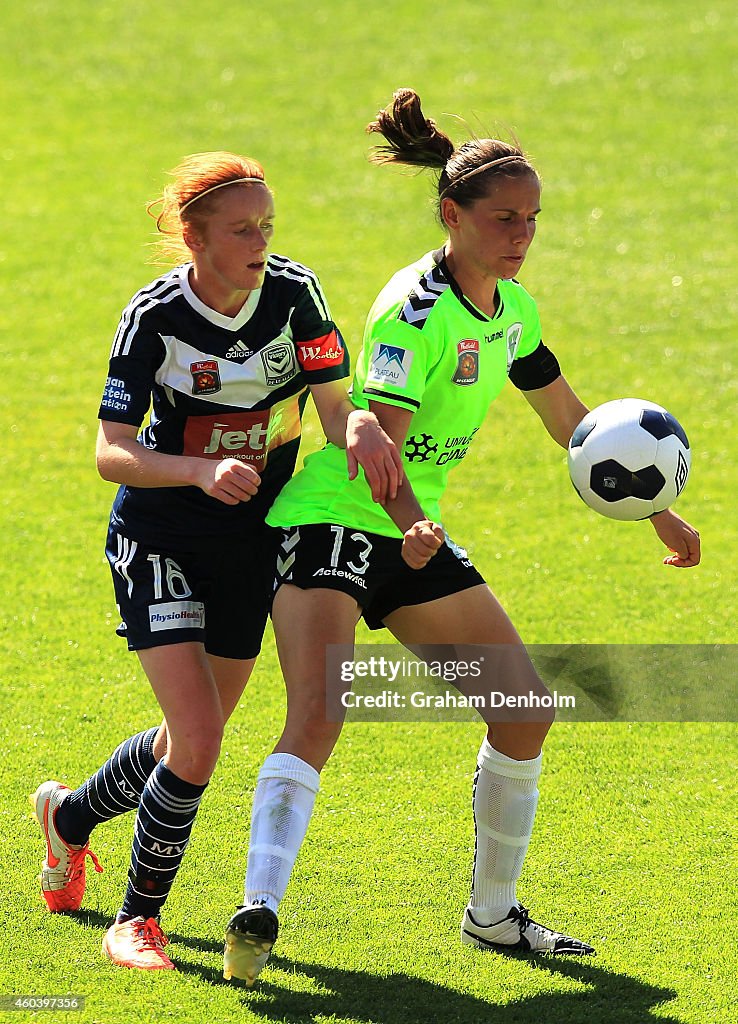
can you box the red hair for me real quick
[147,152,269,265]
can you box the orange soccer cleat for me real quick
[102,916,175,970]
[31,781,103,912]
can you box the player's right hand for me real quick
[197,458,261,505]
[401,520,444,569]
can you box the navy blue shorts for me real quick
[273,523,485,629]
[106,525,279,659]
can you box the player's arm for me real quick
[96,420,260,506]
[367,400,444,569]
[308,379,403,503]
[522,375,589,448]
[648,509,701,567]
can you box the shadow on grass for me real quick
[68,912,678,1023]
[67,909,114,930]
[258,954,677,1024]
[172,944,678,1024]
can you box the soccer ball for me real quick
[567,399,691,521]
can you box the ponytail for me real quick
[367,88,537,223]
[366,88,454,169]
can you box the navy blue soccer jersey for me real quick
[98,254,350,545]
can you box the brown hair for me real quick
[366,89,537,223]
[147,151,269,264]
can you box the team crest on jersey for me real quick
[506,323,524,370]
[190,360,221,395]
[261,342,297,387]
[452,340,479,386]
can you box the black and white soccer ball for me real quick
[567,399,691,521]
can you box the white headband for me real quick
[179,176,267,214]
[439,155,527,199]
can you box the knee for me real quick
[298,715,342,750]
[526,714,555,750]
[167,727,223,785]
[282,701,342,769]
[486,713,553,761]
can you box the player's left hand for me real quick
[346,409,404,503]
[649,508,701,567]
[402,520,445,569]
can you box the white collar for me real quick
[178,264,263,332]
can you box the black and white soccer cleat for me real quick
[461,903,595,955]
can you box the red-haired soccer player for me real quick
[31,152,401,970]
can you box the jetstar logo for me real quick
[182,400,302,467]
[203,421,269,454]
[184,410,271,467]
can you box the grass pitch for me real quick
[2,1,736,1022]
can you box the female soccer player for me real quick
[31,151,401,970]
[223,91,701,984]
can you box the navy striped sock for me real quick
[119,762,207,922]
[56,727,159,845]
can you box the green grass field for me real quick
[2,1,736,1022]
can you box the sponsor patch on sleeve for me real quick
[366,343,414,389]
[296,331,345,371]
[100,376,133,413]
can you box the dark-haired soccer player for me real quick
[223,90,700,985]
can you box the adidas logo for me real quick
[225,341,254,360]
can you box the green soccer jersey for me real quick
[267,249,546,537]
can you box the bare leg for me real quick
[385,586,556,931]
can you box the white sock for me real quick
[470,738,542,922]
[244,753,320,915]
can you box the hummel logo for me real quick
[277,552,296,576]
[225,341,254,360]
[282,529,300,554]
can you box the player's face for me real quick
[444,173,541,283]
[187,184,275,313]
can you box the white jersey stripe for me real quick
[113,534,137,598]
[111,273,180,355]
[268,253,317,278]
[112,276,181,358]
[267,258,331,321]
